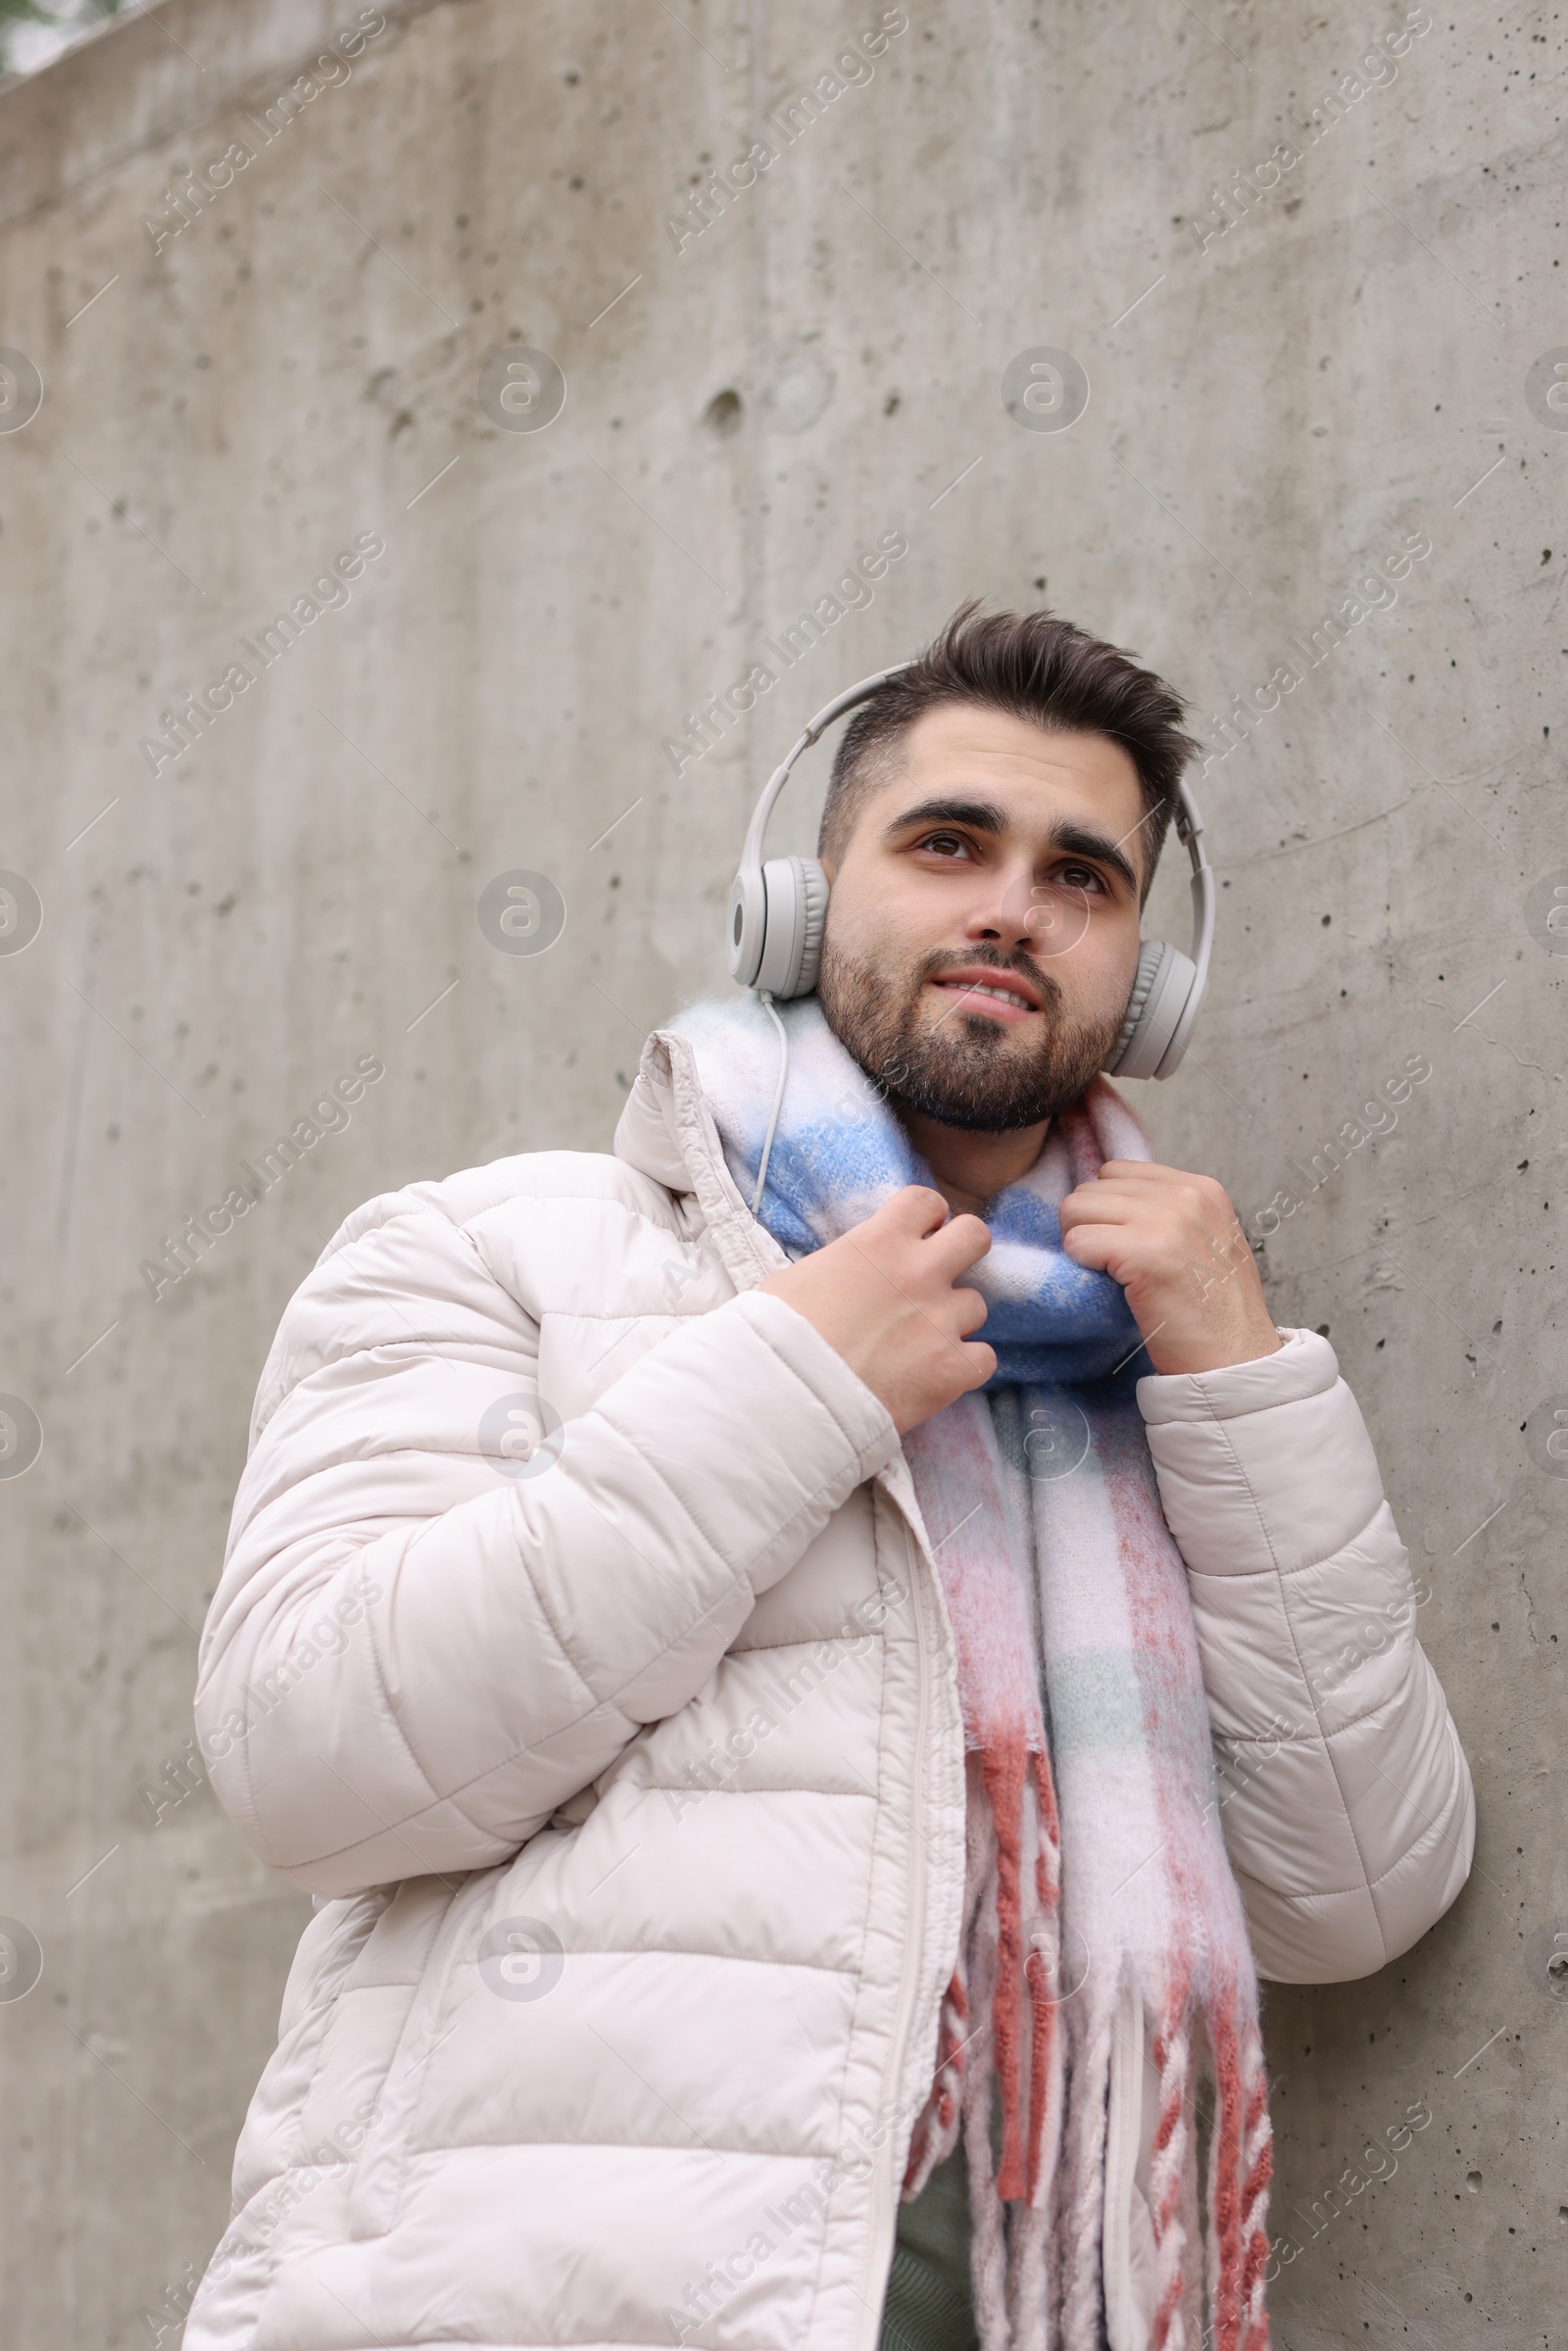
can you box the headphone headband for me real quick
[733,661,914,887]
[727,662,1215,1080]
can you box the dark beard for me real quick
[816,936,1126,1133]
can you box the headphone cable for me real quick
[751,989,790,1216]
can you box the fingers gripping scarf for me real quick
[672,997,1273,2351]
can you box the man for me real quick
[186,604,1473,2351]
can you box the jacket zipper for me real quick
[853,1504,934,2351]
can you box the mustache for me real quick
[917,947,1062,1012]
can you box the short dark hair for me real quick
[818,599,1201,902]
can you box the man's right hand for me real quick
[758,1186,996,1435]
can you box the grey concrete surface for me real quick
[0,0,1562,2341]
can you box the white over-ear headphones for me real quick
[726,662,1216,1080]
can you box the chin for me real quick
[886,1017,1117,1132]
[818,938,1121,1130]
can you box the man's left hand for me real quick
[1058,1161,1283,1376]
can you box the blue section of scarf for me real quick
[668,994,1152,1394]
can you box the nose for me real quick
[963,866,1044,953]
[962,868,1090,961]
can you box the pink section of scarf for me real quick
[899,1082,1272,2351]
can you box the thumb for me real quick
[1060,1221,1116,1272]
[872,1185,951,1238]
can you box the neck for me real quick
[896,1107,1052,1217]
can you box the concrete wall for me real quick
[0,0,1561,2340]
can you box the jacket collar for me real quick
[612,1026,786,1294]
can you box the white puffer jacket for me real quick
[186,1030,1475,2351]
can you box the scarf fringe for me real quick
[904,1755,999,2203]
[1238,2020,1275,2350]
[984,1743,1031,2201]
[906,1764,1273,2351]
[964,1778,1009,2351]
[1024,1746,1064,2210]
[1148,1975,1193,2351]
[1006,2202,1053,2351]
[1202,1996,1274,2351]
[1056,1982,1117,2350]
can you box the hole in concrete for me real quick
[703,389,743,437]
[1466,2172,1482,2192]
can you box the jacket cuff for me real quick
[1134,1326,1336,1426]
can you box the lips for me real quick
[929,967,1042,1020]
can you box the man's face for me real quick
[817,703,1149,1131]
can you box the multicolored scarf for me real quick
[671,995,1273,2351]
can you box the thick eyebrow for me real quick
[883,795,1008,838]
[883,797,1142,898]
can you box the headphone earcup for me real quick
[754,856,829,999]
[1104,938,1200,1080]
[791,858,830,997]
[726,862,766,986]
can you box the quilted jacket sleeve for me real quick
[1136,1326,1475,1983]
[194,1184,898,1899]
